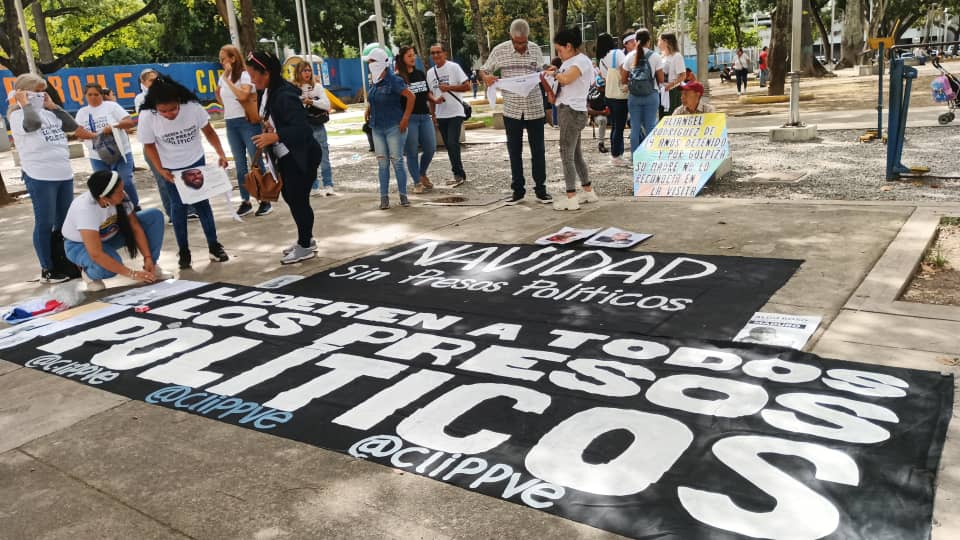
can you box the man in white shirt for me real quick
[427,43,471,187]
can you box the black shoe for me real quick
[598,141,609,153]
[236,201,254,217]
[178,250,192,269]
[40,269,71,284]
[209,242,229,263]
[504,193,524,205]
[535,192,553,204]
[134,205,142,212]
[186,210,200,221]
[255,202,273,217]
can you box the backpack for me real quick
[604,51,629,100]
[628,49,656,97]
[587,85,606,112]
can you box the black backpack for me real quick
[628,49,656,97]
[587,85,606,112]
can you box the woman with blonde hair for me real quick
[658,32,686,115]
[292,59,336,197]
[216,44,271,218]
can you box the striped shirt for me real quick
[483,40,546,119]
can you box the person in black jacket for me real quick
[247,51,322,265]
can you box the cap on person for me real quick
[680,81,704,95]
[364,48,389,62]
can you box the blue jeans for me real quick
[64,208,164,280]
[503,115,546,197]
[607,98,628,158]
[165,157,218,251]
[90,152,139,208]
[372,125,408,196]
[225,117,263,201]
[310,124,333,189]
[628,92,660,157]
[23,174,73,271]
[404,114,436,184]
[148,159,173,220]
[437,116,465,179]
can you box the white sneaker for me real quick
[324,186,337,196]
[578,190,599,204]
[310,186,323,197]
[281,244,317,265]
[283,238,318,255]
[83,271,105,292]
[153,266,173,280]
[553,196,580,211]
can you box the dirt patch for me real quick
[901,221,960,306]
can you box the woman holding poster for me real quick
[75,83,141,210]
[138,75,230,270]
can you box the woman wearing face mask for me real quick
[8,73,95,283]
[75,83,140,210]
[364,47,415,210]
[216,44,271,218]
[138,75,230,270]
[246,51,323,265]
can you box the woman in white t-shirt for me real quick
[597,33,629,162]
[62,170,169,291]
[138,75,231,270]
[8,73,95,283]
[216,44,271,218]
[75,83,140,209]
[659,32,686,115]
[545,27,598,211]
[621,28,665,155]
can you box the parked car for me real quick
[947,45,956,57]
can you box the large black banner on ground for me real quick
[282,240,802,340]
[2,283,950,539]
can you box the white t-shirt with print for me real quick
[624,49,664,90]
[662,52,686,86]
[219,71,254,120]
[427,61,468,119]
[9,107,72,181]
[62,192,135,243]
[76,101,133,158]
[555,53,595,111]
[137,102,210,169]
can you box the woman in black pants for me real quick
[246,51,322,265]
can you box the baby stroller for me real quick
[931,56,960,125]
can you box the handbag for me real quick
[87,115,122,164]
[604,51,629,100]
[434,66,472,120]
[243,146,283,202]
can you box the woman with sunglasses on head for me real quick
[8,73,96,283]
[75,83,140,210]
[138,75,230,270]
[292,60,336,197]
[217,44,272,218]
[246,51,323,265]
[62,170,169,292]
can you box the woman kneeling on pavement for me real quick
[138,75,230,269]
[62,171,168,292]
[246,51,323,265]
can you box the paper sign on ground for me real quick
[255,275,306,289]
[733,312,823,350]
[172,165,231,204]
[633,112,730,197]
[100,280,207,306]
[584,227,652,248]
[534,227,600,246]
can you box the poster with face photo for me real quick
[173,165,231,204]
[584,227,653,249]
[534,227,600,246]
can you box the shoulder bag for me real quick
[433,66,472,120]
[243,144,283,202]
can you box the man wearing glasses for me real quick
[426,43,471,187]
[480,19,552,205]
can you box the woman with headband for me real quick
[61,170,168,292]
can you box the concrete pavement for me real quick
[1,187,959,538]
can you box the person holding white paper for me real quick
[138,75,230,270]
[75,83,140,209]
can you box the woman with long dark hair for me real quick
[396,45,437,194]
[217,44,271,218]
[596,32,628,163]
[138,74,230,269]
[246,51,322,265]
[621,28,664,154]
[75,83,141,209]
[62,170,168,291]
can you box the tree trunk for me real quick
[468,0,489,63]
[640,0,655,32]
[768,1,790,95]
[867,0,886,43]
[435,0,451,51]
[398,0,429,68]
[838,0,864,67]
[238,0,256,55]
[31,1,55,63]
[616,0,624,36]
[809,0,832,63]
[0,170,11,206]
[1,0,33,74]
[800,0,828,76]
[733,0,744,49]
[557,0,568,33]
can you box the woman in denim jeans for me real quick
[216,44,271,218]
[293,60,336,197]
[396,46,437,194]
[8,73,95,283]
[75,83,140,209]
[621,28,664,157]
[364,47,415,210]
